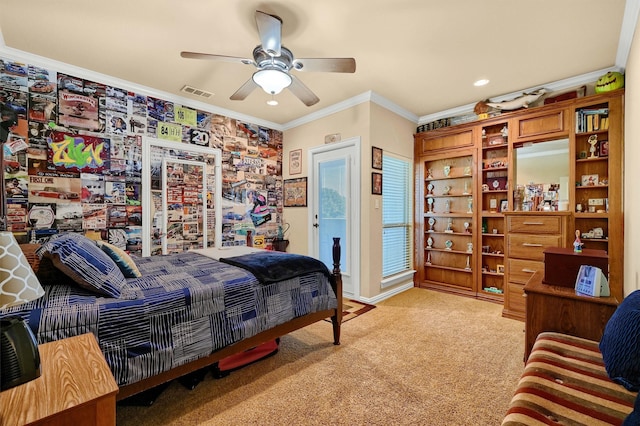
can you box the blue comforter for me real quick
[0,252,336,386]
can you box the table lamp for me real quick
[0,231,45,390]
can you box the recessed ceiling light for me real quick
[266,99,278,106]
[474,79,490,87]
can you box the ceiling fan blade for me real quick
[288,75,320,106]
[293,58,356,73]
[255,11,282,57]
[180,51,254,65]
[230,78,259,101]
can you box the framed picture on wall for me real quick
[283,177,307,207]
[289,149,302,175]
[372,146,383,170]
[372,172,382,195]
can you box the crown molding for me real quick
[616,0,640,69]
[417,66,623,125]
[0,45,284,131]
[282,91,419,130]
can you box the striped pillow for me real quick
[36,233,128,298]
[95,241,142,278]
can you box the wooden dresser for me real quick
[502,211,572,320]
[0,333,118,425]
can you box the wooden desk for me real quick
[0,333,118,425]
[523,271,619,360]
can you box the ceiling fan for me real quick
[180,10,356,107]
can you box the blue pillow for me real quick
[95,241,142,278]
[36,233,128,298]
[600,290,640,391]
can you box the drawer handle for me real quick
[522,222,544,225]
[522,243,543,247]
[521,269,537,273]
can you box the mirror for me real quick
[514,139,569,211]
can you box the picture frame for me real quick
[581,174,599,187]
[499,199,508,212]
[598,140,609,157]
[289,149,302,175]
[372,172,382,195]
[496,264,505,274]
[283,177,307,207]
[372,146,383,170]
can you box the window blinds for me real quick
[382,155,411,278]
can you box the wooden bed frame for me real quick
[116,238,343,401]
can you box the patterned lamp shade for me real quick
[0,232,44,309]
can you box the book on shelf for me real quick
[575,108,609,133]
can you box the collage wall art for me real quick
[0,57,285,254]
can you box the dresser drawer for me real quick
[508,258,544,284]
[506,282,526,314]
[507,234,562,261]
[506,216,562,234]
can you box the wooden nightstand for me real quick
[523,271,619,360]
[0,333,118,425]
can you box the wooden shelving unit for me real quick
[414,90,625,308]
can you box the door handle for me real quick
[313,223,319,228]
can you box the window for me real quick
[382,154,411,278]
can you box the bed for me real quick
[0,233,343,401]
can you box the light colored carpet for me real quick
[116,288,525,425]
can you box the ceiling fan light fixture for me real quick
[252,69,292,95]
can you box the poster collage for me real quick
[0,57,284,254]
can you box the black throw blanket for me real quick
[220,251,332,284]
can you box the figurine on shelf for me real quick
[444,200,451,214]
[467,242,473,253]
[445,218,454,233]
[443,185,451,195]
[467,197,473,213]
[463,180,470,195]
[427,197,434,213]
[426,251,432,265]
[428,217,436,232]
[501,125,508,138]
[573,230,583,253]
[465,256,471,270]
[443,165,451,177]
[464,221,470,233]
[427,236,434,249]
[427,182,434,195]
[427,168,434,179]
[588,135,598,159]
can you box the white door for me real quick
[309,138,360,298]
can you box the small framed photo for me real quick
[599,140,609,157]
[581,174,599,187]
[283,177,307,207]
[372,172,382,195]
[372,146,383,170]
[497,264,505,274]
[499,199,508,212]
[289,149,302,175]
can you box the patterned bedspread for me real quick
[502,332,637,425]
[0,252,337,386]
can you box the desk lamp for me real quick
[0,231,45,390]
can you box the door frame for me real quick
[308,137,361,299]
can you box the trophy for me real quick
[427,197,434,213]
[445,218,453,233]
[467,197,473,213]
[443,165,451,177]
[427,236,434,248]
[428,217,436,232]
[444,200,451,214]
[427,182,434,195]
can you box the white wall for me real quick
[624,12,640,295]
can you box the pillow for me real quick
[599,290,640,391]
[36,233,127,298]
[95,241,142,278]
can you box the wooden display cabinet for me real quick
[571,92,624,301]
[478,121,510,301]
[413,90,624,308]
[419,150,476,296]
